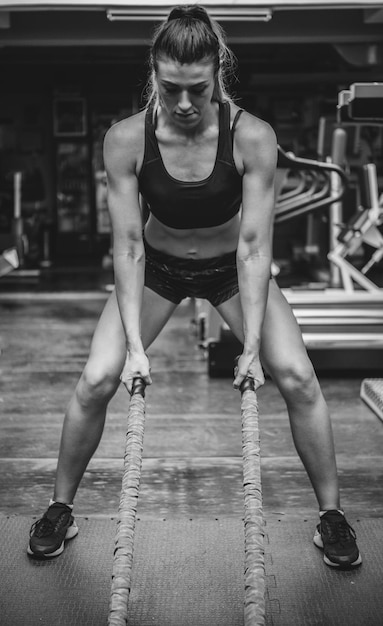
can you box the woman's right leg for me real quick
[53,287,178,504]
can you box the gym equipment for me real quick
[328,162,383,292]
[10,171,26,268]
[0,247,19,277]
[109,377,147,626]
[204,83,383,376]
[337,83,383,124]
[360,379,383,422]
[240,377,264,626]
[0,173,22,278]
[108,375,265,625]
[274,145,348,223]
[0,171,40,281]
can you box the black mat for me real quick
[1,515,382,626]
[264,517,383,626]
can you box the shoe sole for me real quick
[27,521,79,558]
[313,530,362,568]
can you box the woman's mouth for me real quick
[175,112,196,119]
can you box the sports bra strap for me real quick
[231,108,244,141]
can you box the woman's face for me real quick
[155,56,216,129]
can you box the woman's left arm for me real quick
[234,115,278,389]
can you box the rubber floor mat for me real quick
[0,516,245,626]
[264,516,383,626]
[1,515,382,626]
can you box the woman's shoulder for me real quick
[230,103,276,147]
[104,109,147,152]
[229,103,277,168]
[229,103,277,171]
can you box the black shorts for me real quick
[144,239,239,307]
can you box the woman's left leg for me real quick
[217,280,362,568]
[216,279,340,510]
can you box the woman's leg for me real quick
[216,280,340,511]
[54,287,178,504]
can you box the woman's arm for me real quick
[233,115,278,389]
[103,117,152,392]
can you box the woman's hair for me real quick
[144,4,236,108]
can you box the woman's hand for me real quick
[233,351,264,391]
[120,350,152,394]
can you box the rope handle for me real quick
[235,356,256,395]
[131,376,146,398]
[240,377,256,394]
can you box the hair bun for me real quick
[167,4,212,28]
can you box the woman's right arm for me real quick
[103,118,152,392]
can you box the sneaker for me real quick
[27,502,78,558]
[313,510,362,568]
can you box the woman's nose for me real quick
[178,91,192,111]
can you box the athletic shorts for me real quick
[144,238,239,307]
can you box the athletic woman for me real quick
[28,4,361,569]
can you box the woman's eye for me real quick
[162,85,206,95]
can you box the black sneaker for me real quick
[313,510,362,568]
[27,502,78,558]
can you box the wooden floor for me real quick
[0,289,382,525]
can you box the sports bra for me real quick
[138,101,243,230]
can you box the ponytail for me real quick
[145,4,236,108]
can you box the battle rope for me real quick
[108,375,264,625]
[241,378,265,626]
[108,378,146,626]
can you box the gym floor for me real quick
[1,283,382,625]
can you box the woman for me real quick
[28,4,361,569]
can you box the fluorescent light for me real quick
[106,8,273,22]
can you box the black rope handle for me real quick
[131,376,146,397]
[240,377,256,394]
[235,356,256,395]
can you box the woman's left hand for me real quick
[233,352,264,391]
[120,350,152,395]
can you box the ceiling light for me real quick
[106,8,272,22]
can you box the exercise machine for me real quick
[0,171,42,282]
[201,83,383,375]
[0,247,19,278]
[0,172,21,278]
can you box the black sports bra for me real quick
[138,101,243,229]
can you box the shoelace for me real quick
[30,512,69,538]
[322,517,356,545]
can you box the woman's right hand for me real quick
[233,351,264,391]
[120,350,152,394]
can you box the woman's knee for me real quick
[76,361,120,407]
[272,359,320,403]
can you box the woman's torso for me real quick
[138,101,244,259]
